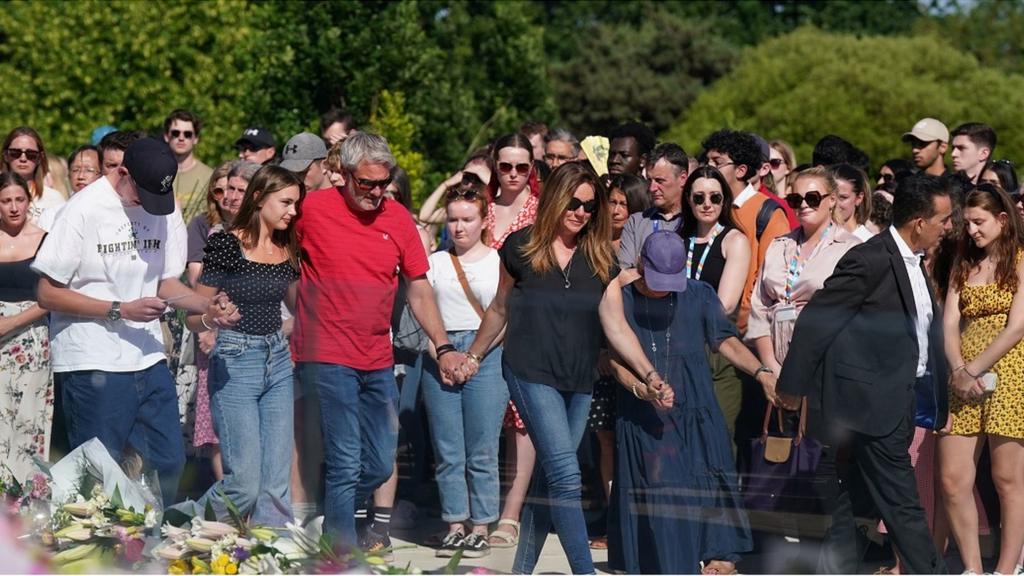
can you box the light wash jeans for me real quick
[295,361,398,548]
[202,330,294,527]
[505,365,595,574]
[420,330,508,524]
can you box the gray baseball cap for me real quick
[279,132,328,172]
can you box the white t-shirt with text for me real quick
[31,177,187,373]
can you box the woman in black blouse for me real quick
[459,162,669,574]
[185,166,305,527]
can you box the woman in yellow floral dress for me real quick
[940,184,1024,576]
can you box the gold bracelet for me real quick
[200,314,214,331]
[466,352,482,365]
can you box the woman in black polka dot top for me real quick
[184,165,304,526]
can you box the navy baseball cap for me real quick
[234,126,276,150]
[640,231,688,293]
[122,137,178,216]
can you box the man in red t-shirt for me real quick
[292,132,462,549]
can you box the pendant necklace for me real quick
[560,247,577,289]
[642,288,674,382]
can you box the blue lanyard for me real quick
[785,223,832,303]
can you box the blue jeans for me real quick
[201,330,294,527]
[421,331,508,524]
[505,365,594,574]
[58,361,185,508]
[296,361,398,547]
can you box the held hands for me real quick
[197,330,217,355]
[638,373,674,410]
[438,350,469,385]
[205,292,241,329]
[950,366,985,402]
[757,370,780,407]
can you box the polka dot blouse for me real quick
[199,231,299,335]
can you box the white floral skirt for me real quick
[0,300,52,482]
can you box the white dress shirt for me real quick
[890,227,932,377]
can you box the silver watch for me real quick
[107,301,122,322]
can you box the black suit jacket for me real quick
[777,230,949,439]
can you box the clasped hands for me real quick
[950,365,986,402]
[634,372,674,410]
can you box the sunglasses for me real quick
[169,129,195,139]
[567,197,598,214]
[785,190,830,210]
[6,148,40,162]
[769,158,785,169]
[212,187,225,196]
[544,153,574,163]
[498,162,531,176]
[446,189,482,202]
[353,176,393,192]
[691,192,723,206]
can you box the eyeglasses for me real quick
[70,166,100,176]
[497,162,531,176]
[785,191,831,210]
[692,192,723,206]
[769,158,785,169]
[169,129,195,139]
[6,148,40,162]
[567,197,598,214]
[353,176,393,192]
[544,153,574,163]
[708,159,733,170]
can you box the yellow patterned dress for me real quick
[949,276,1024,439]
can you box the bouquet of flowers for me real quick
[0,465,51,517]
[47,484,157,571]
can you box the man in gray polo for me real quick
[280,132,331,191]
[617,142,689,272]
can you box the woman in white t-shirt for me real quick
[422,178,508,559]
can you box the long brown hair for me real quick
[521,162,614,283]
[203,160,236,226]
[2,127,48,200]
[951,183,1023,293]
[228,166,306,270]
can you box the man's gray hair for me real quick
[545,127,581,157]
[340,132,396,172]
[228,160,262,182]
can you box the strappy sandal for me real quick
[589,535,608,550]
[488,518,520,548]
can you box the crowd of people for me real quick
[0,107,1023,575]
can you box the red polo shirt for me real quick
[291,187,429,370]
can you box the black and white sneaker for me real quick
[436,530,465,558]
[460,533,491,558]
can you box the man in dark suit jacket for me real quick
[777,174,954,574]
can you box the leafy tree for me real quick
[369,90,427,204]
[663,26,1024,172]
[916,0,1024,75]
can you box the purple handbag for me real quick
[743,401,823,514]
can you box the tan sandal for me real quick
[488,518,520,548]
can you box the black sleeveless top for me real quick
[683,225,732,291]
[0,233,47,302]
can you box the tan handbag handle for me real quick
[760,398,808,445]
[449,251,486,319]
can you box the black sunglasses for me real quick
[446,188,482,202]
[692,192,723,206]
[769,158,784,169]
[353,176,393,192]
[567,197,598,214]
[6,148,40,162]
[785,190,830,210]
[169,129,195,139]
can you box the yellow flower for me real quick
[191,556,211,574]
[211,553,231,574]
[169,559,188,575]
[225,563,238,575]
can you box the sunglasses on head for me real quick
[785,190,830,210]
[498,161,531,176]
[169,129,195,139]
[6,148,40,162]
[692,192,723,206]
[446,188,482,202]
[567,197,598,214]
[769,158,785,169]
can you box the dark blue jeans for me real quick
[296,362,398,548]
[505,365,595,574]
[58,361,185,508]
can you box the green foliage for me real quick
[549,7,736,136]
[663,26,1024,172]
[369,91,427,204]
[917,0,1024,75]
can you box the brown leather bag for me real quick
[449,251,485,319]
[760,399,809,464]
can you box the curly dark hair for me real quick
[700,129,761,183]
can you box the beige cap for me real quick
[902,118,949,143]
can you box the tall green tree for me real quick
[663,26,1024,170]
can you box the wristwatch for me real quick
[107,301,122,322]
[753,365,773,379]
